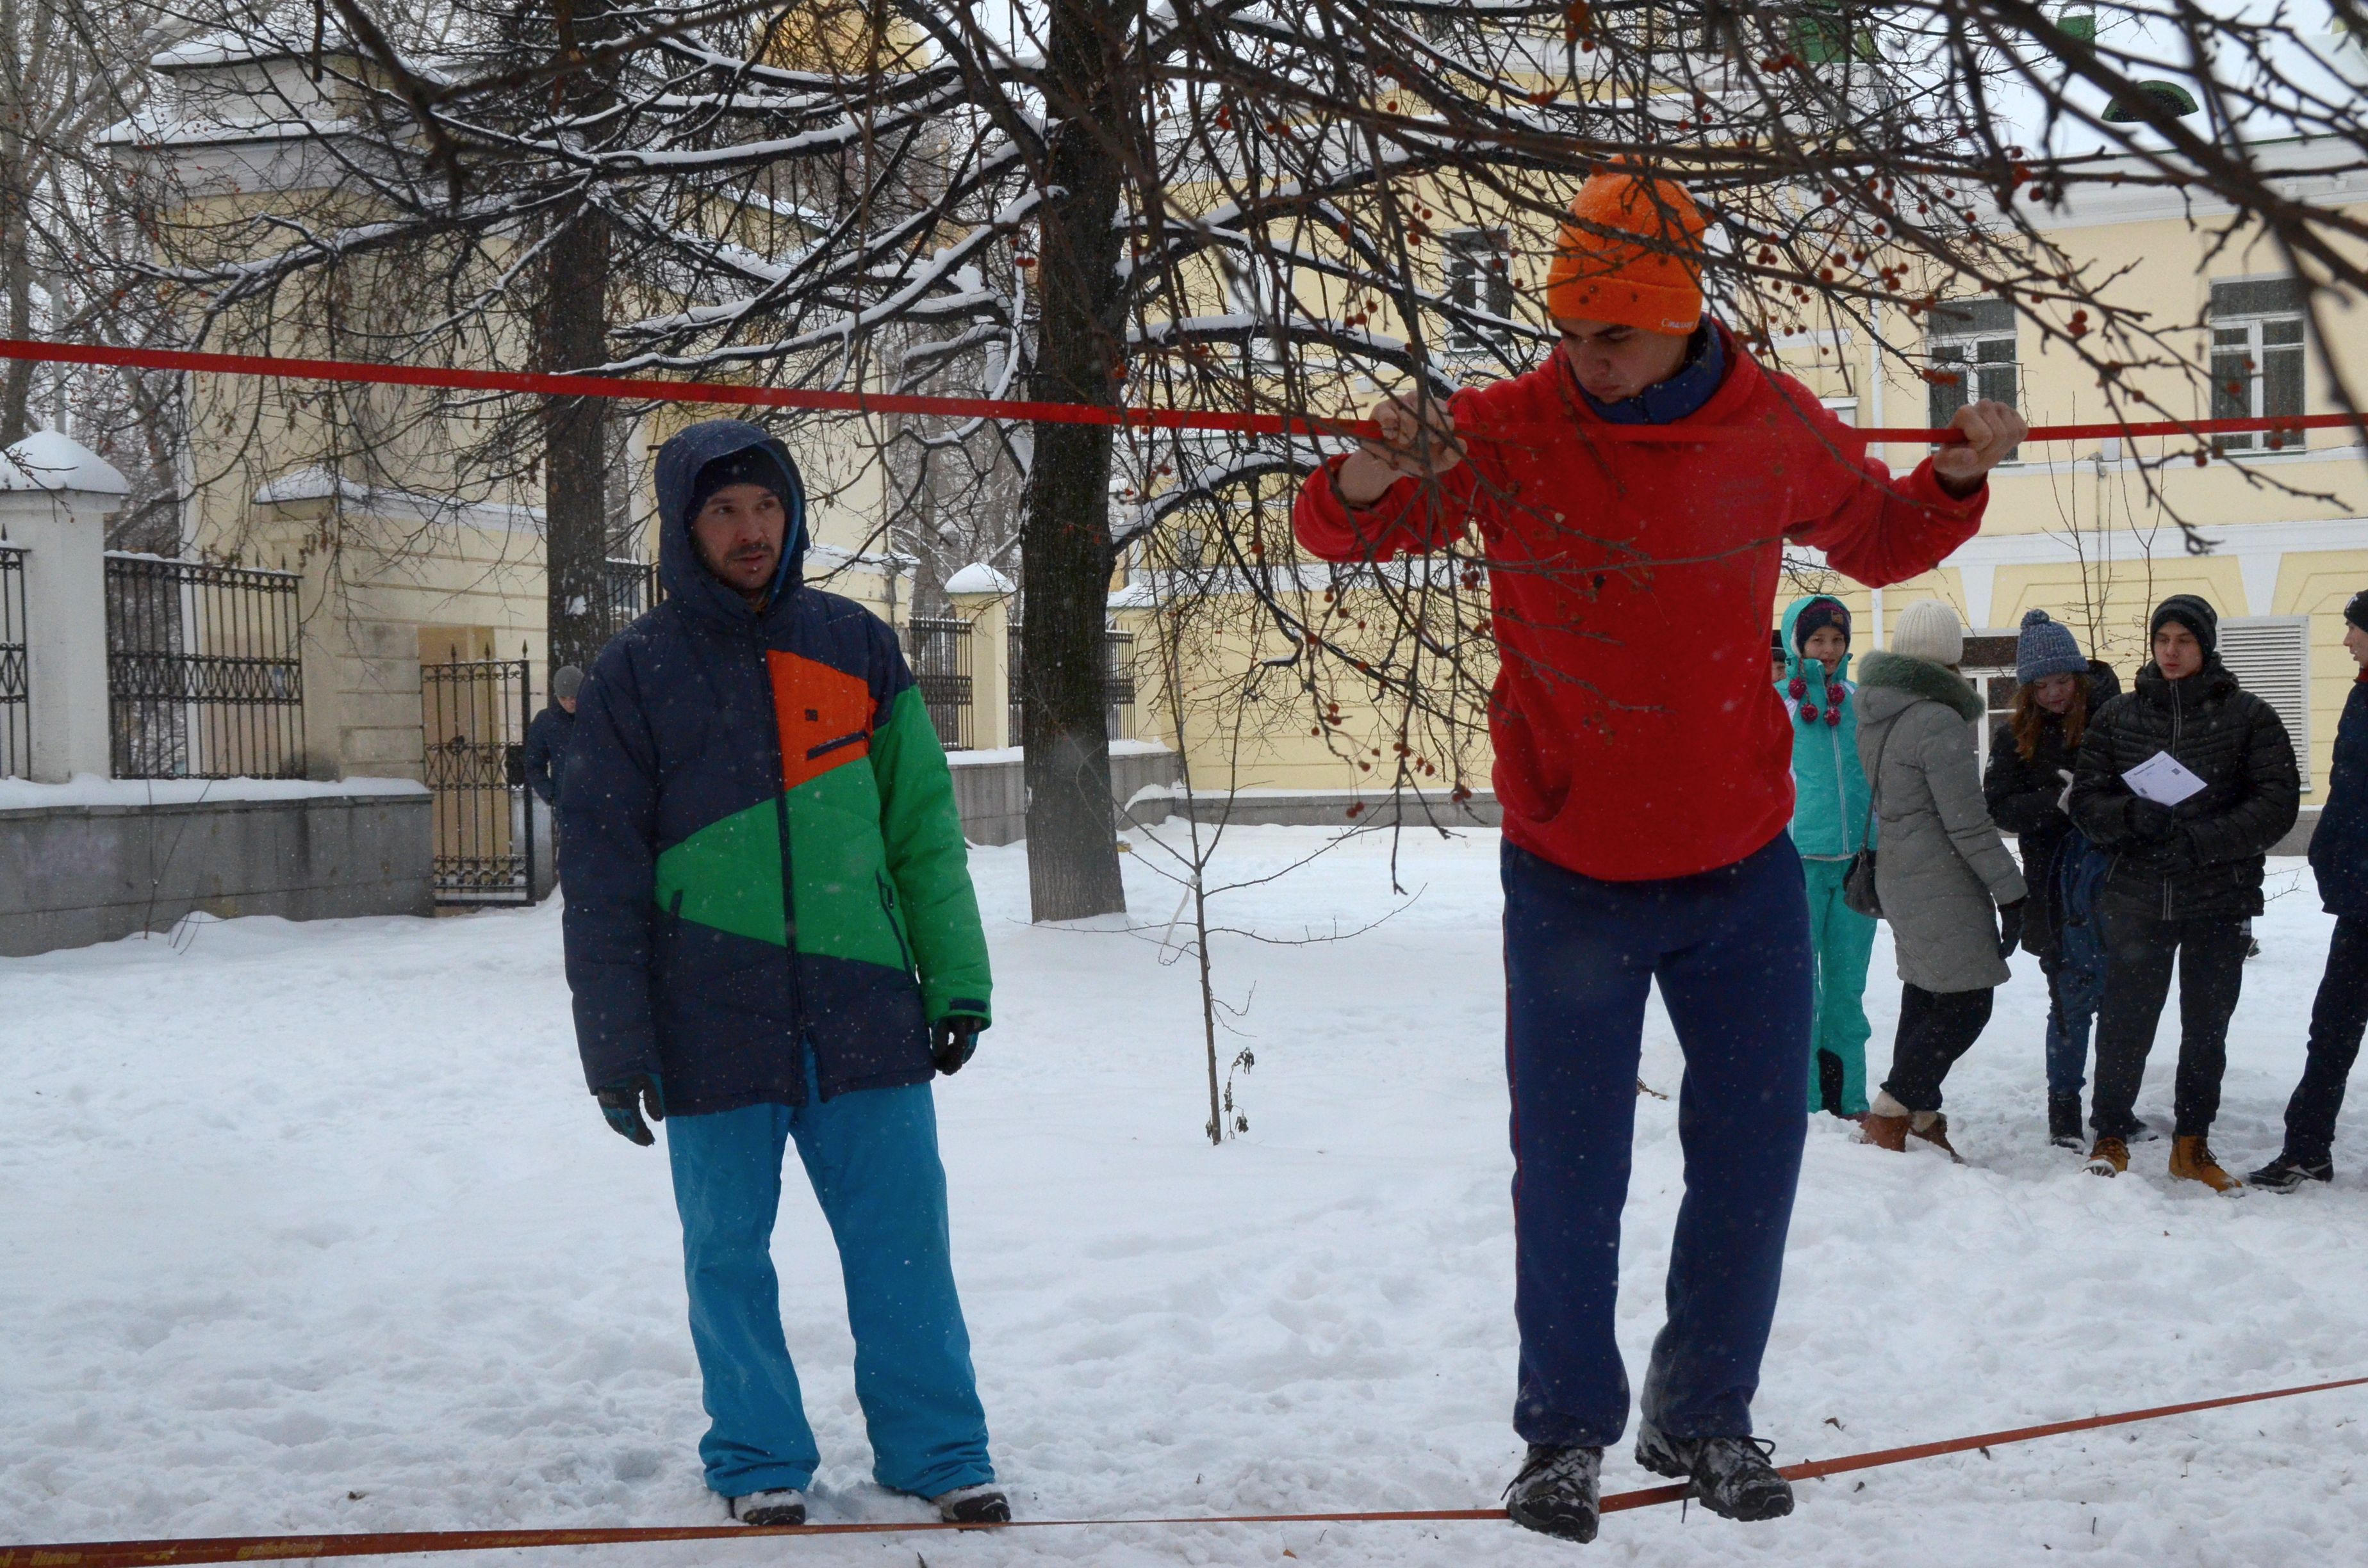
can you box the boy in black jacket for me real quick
[2069,594,2300,1189]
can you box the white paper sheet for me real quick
[2123,750,2208,806]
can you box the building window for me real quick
[2218,615,2313,790]
[1223,254,1293,368]
[1927,298,2018,457]
[1444,227,1514,352]
[2210,277,2306,453]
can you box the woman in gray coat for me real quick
[1855,601,2028,1156]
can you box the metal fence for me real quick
[104,554,305,779]
[1007,622,1139,744]
[421,655,534,904]
[908,616,973,750]
[600,557,659,644]
[0,544,26,778]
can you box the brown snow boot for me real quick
[2084,1134,2129,1177]
[2169,1136,2243,1194]
[1909,1113,1964,1163]
[1860,1113,1910,1151]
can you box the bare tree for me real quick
[85,0,2368,921]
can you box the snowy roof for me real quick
[0,432,130,496]
[944,562,1016,596]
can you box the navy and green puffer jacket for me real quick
[560,420,990,1114]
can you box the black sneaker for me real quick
[931,1485,1011,1524]
[2048,1092,2084,1150]
[727,1489,806,1526]
[2248,1153,2333,1191]
[1634,1421,1793,1522]
[1505,1444,1603,1542]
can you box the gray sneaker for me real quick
[1504,1444,1603,1542]
[727,1489,806,1527]
[1634,1421,1793,1522]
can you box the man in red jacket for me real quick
[1294,172,2022,1542]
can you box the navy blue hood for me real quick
[653,419,810,632]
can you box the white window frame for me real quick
[1443,227,1515,354]
[2208,276,2308,453]
[1926,298,2019,461]
[2217,614,2313,792]
[1222,254,1294,368]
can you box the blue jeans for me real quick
[2042,952,2099,1099]
[1502,836,1813,1448]
[664,1077,992,1499]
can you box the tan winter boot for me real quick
[2084,1135,2129,1177]
[1860,1113,1910,1151]
[2169,1136,2244,1194]
[1909,1113,1964,1164]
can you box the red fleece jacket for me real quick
[1293,331,1987,882]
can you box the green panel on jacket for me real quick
[872,685,993,1022]
[652,797,785,946]
[646,686,991,1025]
[787,759,910,972]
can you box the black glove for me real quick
[594,1072,665,1146]
[2127,797,2179,844]
[1996,899,2026,960]
[932,1017,985,1076]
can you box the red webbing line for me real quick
[8,336,2367,448]
[7,1372,2362,1567]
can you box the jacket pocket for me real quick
[876,870,915,972]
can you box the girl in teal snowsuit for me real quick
[1780,595,1879,1116]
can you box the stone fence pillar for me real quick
[0,433,130,781]
[944,563,1016,752]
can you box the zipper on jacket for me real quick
[2165,680,2183,921]
[877,870,915,972]
[1829,718,1853,854]
[774,759,809,1084]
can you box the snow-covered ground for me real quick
[6,825,2365,1567]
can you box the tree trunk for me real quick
[541,202,610,676]
[1020,0,1128,922]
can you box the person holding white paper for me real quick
[2069,594,2301,1189]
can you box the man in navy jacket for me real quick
[2253,588,2368,1188]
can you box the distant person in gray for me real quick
[526,665,584,809]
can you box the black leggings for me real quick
[1880,983,1996,1114]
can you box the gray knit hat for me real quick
[2014,608,2087,684]
[1891,599,1964,666]
[552,665,585,702]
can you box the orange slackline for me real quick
[4,336,2364,448]
[6,1372,2364,1568]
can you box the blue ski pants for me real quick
[1503,835,1814,1448]
[664,1077,992,1500]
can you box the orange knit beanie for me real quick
[1542,172,1707,336]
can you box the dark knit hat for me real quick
[689,445,797,521]
[2014,608,2087,684]
[2346,588,2368,635]
[1792,596,1851,654]
[2149,593,2218,659]
[552,665,584,702]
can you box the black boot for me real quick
[1506,1444,1603,1542]
[2048,1092,2083,1149]
[2248,1152,2334,1191]
[1634,1421,1794,1523]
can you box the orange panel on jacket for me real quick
[768,649,875,791]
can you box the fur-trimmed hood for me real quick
[1856,649,1985,725]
